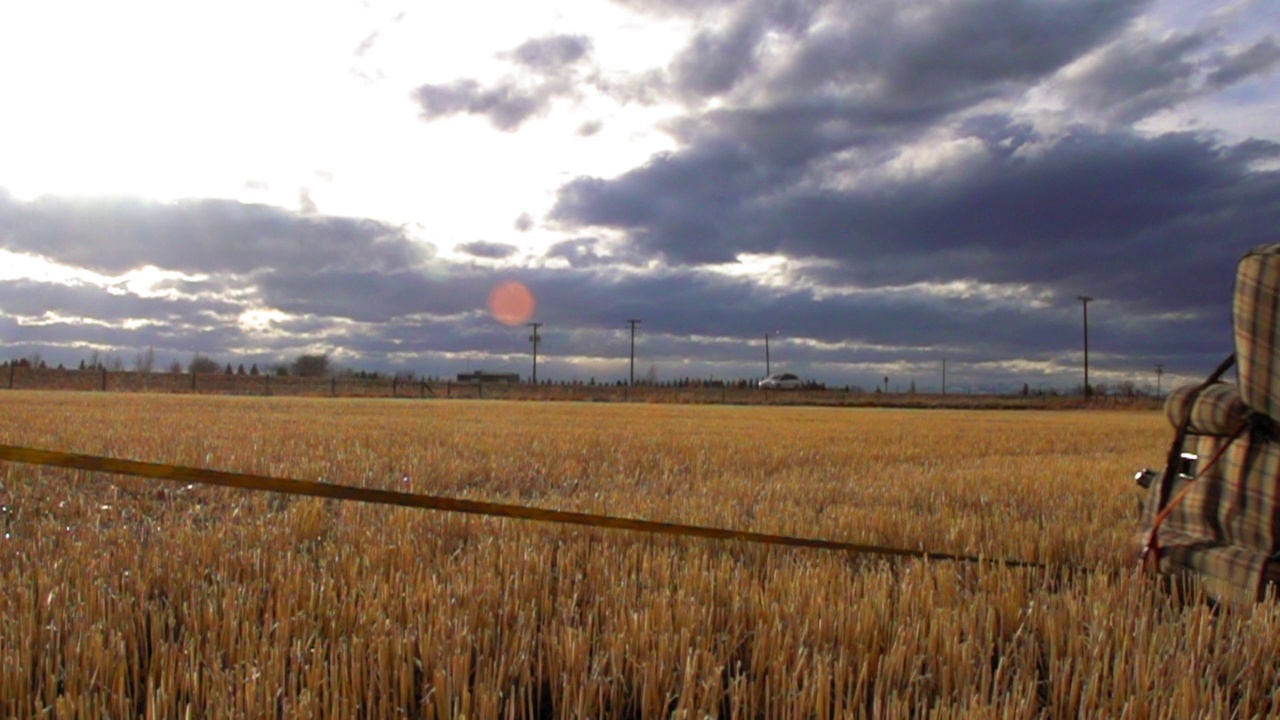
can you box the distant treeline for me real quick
[1,361,1161,410]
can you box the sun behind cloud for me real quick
[488,280,536,326]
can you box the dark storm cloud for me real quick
[543,0,1277,352]
[1060,31,1209,123]
[0,278,255,365]
[0,279,239,322]
[551,0,1159,261]
[235,251,1099,365]
[412,34,593,131]
[534,271,1020,355]
[0,192,431,275]
[288,263,1061,366]
[553,123,1280,312]
[0,187,1232,388]
[648,0,1145,112]
[1207,37,1280,89]
[669,16,768,99]
[479,264,1232,386]
[835,0,1144,104]
[552,139,798,264]
[457,241,519,259]
[1060,33,1280,123]
[253,268,483,323]
[759,131,1280,307]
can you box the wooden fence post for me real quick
[101,367,107,392]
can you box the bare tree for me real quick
[188,354,219,374]
[134,346,155,374]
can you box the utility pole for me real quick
[765,333,771,376]
[627,319,641,387]
[1155,363,1164,398]
[1077,296,1093,398]
[528,322,542,384]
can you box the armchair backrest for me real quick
[1235,244,1280,419]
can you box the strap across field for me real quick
[0,443,1048,570]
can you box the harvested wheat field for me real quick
[1,390,1278,718]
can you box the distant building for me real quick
[456,370,520,384]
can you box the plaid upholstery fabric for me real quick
[1146,244,1280,603]
[1164,382,1248,436]
[1147,433,1280,603]
[1235,244,1280,419]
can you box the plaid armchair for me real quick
[1145,244,1280,603]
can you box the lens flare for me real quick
[489,281,536,326]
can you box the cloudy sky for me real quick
[1,0,1277,392]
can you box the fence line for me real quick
[0,364,1157,409]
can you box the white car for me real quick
[760,372,802,389]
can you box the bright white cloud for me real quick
[0,0,688,255]
[0,250,205,299]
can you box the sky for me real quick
[1,0,1277,393]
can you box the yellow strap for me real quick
[0,442,1050,569]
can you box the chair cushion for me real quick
[1164,382,1248,436]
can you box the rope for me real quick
[0,443,1053,570]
